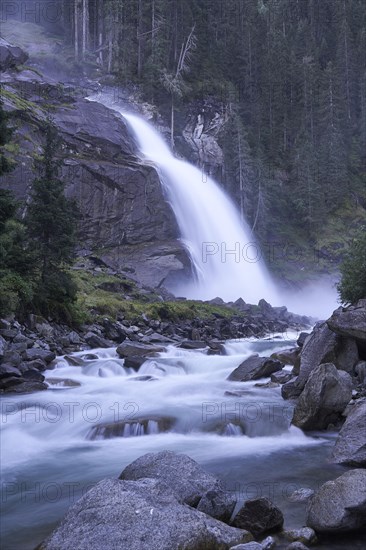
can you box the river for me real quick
[1,333,356,549]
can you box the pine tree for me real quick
[26,121,78,318]
[0,99,35,316]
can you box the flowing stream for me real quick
[0,336,350,550]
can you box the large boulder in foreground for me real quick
[292,322,359,396]
[39,477,252,550]
[295,323,338,390]
[332,398,366,466]
[327,300,366,342]
[292,363,352,430]
[119,451,236,518]
[227,355,283,382]
[306,469,366,533]
[232,497,284,537]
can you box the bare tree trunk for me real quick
[252,181,262,233]
[137,0,143,78]
[170,96,175,149]
[74,0,79,59]
[151,0,155,61]
[343,0,351,120]
[108,30,113,73]
[173,0,178,63]
[82,0,87,59]
[97,0,103,66]
[238,131,244,221]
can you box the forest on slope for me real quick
[57,0,366,253]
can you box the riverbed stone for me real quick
[292,363,352,430]
[327,301,366,342]
[84,331,113,348]
[0,375,24,390]
[0,364,22,377]
[123,356,149,370]
[306,469,366,533]
[288,488,315,502]
[227,355,283,382]
[2,349,22,366]
[21,369,45,382]
[333,337,360,375]
[21,359,48,371]
[232,497,284,537]
[297,332,310,347]
[22,348,56,363]
[295,323,339,393]
[2,380,48,393]
[179,340,207,349]
[271,347,299,366]
[331,397,366,466]
[283,527,317,545]
[355,361,366,385]
[281,378,302,399]
[285,543,309,550]
[0,334,7,358]
[119,451,226,507]
[0,37,28,70]
[229,543,262,550]
[116,340,165,358]
[271,370,293,384]
[39,477,253,550]
[197,487,237,523]
[260,537,276,549]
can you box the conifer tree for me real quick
[0,98,34,316]
[26,121,78,317]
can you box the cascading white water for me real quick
[122,112,279,304]
[1,338,337,550]
[96,96,278,304]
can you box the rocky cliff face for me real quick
[0,41,190,289]
[175,99,228,181]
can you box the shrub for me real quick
[338,227,366,304]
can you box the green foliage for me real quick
[42,0,366,250]
[106,0,366,239]
[0,196,36,318]
[25,120,79,319]
[338,227,366,304]
[0,95,18,175]
[0,97,13,176]
[33,270,78,322]
[0,189,17,232]
[0,218,35,276]
[144,300,237,322]
[0,106,34,317]
[27,122,78,273]
[71,267,238,322]
[0,271,34,317]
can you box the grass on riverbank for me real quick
[71,267,238,324]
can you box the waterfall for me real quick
[89,96,279,304]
